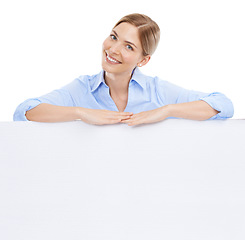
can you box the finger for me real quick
[125,112,134,115]
[128,120,144,126]
[109,113,129,119]
[107,116,131,122]
[120,115,133,120]
[120,119,132,123]
[103,118,122,125]
[119,112,134,117]
[121,118,142,126]
[128,117,145,126]
[104,112,129,119]
[117,113,134,121]
[121,114,141,122]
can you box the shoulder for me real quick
[134,68,174,87]
[62,71,102,93]
[136,70,181,92]
[150,74,188,95]
[138,71,190,104]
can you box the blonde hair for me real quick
[113,13,160,56]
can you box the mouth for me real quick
[105,52,122,64]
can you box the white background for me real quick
[0,0,244,121]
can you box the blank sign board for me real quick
[0,119,245,240]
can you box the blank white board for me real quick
[0,119,245,240]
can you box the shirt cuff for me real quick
[13,99,42,121]
[199,94,234,120]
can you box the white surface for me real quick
[0,119,245,240]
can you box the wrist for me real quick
[161,104,172,119]
[74,107,85,120]
[165,104,182,119]
[164,104,174,117]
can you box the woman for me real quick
[14,13,234,126]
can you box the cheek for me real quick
[121,49,139,64]
[102,38,110,51]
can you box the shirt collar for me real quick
[90,67,147,92]
[131,67,147,89]
[90,71,106,92]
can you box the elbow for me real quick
[197,109,220,121]
[25,104,46,122]
[25,110,33,121]
[200,96,234,120]
[13,99,43,121]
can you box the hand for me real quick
[121,106,170,126]
[78,107,133,125]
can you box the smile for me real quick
[105,52,122,64]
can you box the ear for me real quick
[137,55,151,67]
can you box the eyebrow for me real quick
[112,30,138,49]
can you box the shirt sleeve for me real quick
[155,78,234,120]
[13,81,78,121]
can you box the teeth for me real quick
[106,54,120,63]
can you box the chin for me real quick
[101,62,116,74]
[101,57,120,74]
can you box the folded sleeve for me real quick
[155,78,234,120]
[13,84,77,121]
[199,92,234,119]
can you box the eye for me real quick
[110,34,117,40]
[126,45,133,51]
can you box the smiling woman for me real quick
[13,13,234,125]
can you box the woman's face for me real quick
[102,22,149,76]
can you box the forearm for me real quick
[25,103,133,124]
[25,103,81,122]
[167,100,219,120]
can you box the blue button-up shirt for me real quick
[13,68,234,121]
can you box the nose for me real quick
[109,42,122,55]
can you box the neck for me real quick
[104,71,133,95]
